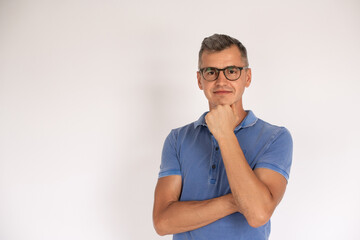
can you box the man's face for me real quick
[197,45,251,110]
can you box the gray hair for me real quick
[198,34,249,68]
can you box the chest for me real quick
[178,132,257,201]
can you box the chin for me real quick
[211,100,233,107]
[219,98,234,104]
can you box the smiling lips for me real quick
[214,90,232,94]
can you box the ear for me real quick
[197,71,203,90]
[245,68,252,88]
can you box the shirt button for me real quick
[215,147,219,151]
[212,164,216,169]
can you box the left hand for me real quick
[205,104,240,140]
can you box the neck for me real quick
[232,102,247,125]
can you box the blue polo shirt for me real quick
[159,110,293,240]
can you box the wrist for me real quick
[215,130,235,143]
[222,194,238,213]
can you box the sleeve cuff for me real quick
[158,170,182,178]
[254,162,289,181]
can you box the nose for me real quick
[215,70,228,85]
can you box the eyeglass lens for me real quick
[202,67,241,81]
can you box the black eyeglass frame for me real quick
[199,66,249,81]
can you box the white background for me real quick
[1,0,359,239]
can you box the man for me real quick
[153,34,293,240]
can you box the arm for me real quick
[205,105,288,228]
[217,133,287,227]
[153,175,238,236]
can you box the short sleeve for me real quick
[254,127,293,181]
[158,130,182,178]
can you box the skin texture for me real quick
[153,45,288,235]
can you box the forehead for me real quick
[200,45,244,68]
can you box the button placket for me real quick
[209,135,219,184]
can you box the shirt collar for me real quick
[194,110,258,131]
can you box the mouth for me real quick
[214,90,232,94]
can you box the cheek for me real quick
[202,85,214,98]
[203,87,211,97]
[201,82,212,92]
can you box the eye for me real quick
[204,68,216,76]
[226,67,238,75]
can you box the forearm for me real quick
[217,132,274,227]
[154,193,237,235]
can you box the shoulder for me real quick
[243,115,292,157]
[167,123,198,146]
[171,122,195,135]
[252,117,293,164]
[168,113,206,138]
[254,118,292,142]
[251,117,293,180]
[164,113,209,151]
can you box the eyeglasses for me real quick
[199,66,248,81]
